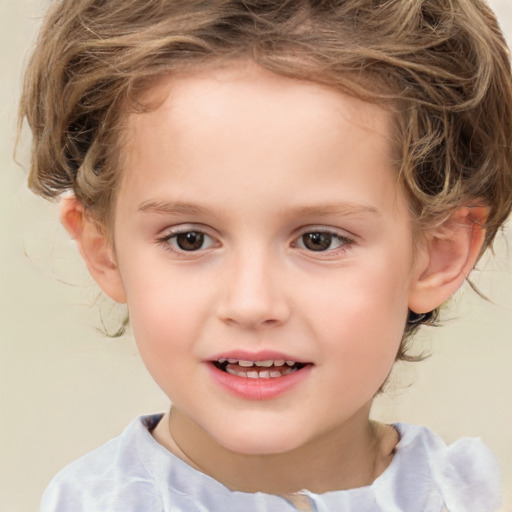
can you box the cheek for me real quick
[313,258,410,331]
[307,256,411,373]
[121,271,203,359]
[127,291,201,397]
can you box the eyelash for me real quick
[157,228,217,254]
[293,230,353,255]
[156,228,354,256]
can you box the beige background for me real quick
[1,1,511,511]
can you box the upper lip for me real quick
[207,350,311,365]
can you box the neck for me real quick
[152,404,398,495]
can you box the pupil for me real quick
[303,232,332,251]
[176,231,204,251]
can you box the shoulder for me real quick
[391,423,502,512]
[40,415,164,512]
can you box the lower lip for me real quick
[206,363,312,400]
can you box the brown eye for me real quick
[297,231,352,253]
[158,228,217,255]
[175,231,205,251]
[301,232,334,251]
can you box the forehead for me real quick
[117,61,402,221]
[131,61,392,145]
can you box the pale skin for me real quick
[61,61,488,495]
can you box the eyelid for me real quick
[291,226,355,255]
[158,222,217,238]
[294,225,355,242]
[156,224,220,254]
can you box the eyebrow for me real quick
[137,200,211,216]
[286,203,380,218]
[137,199,380,218]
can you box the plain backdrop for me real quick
[1,1,511,511]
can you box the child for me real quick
[19,0,512,510]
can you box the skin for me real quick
[62,61,487,495]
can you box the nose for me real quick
[216,249,291,329]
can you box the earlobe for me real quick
[60,196,127,304]
[408,206,489,314]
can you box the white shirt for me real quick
[41,414,502,512]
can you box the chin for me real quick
[211,424,308,456]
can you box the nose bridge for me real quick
[218,242,290,328]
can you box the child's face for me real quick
[111,62,422,455]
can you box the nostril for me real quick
[220,315,283,328]
[217,299,290,328]
[216,270,291,328]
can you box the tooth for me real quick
[228,359,238,364]
[238,360,254,367]
[259,371,271,378]
[274,360,285,367]
[286,360,295,366]
[270,371,282,378]
[255,360,273,367]
[218,358,227,363]
[246,371,259,378]
[283,367,294,376]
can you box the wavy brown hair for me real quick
[19,0,512,359]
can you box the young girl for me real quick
[19,0,512,510]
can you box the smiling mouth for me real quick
[212,359,308,379]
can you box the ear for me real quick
[408,206,489,314]
[60,196,127,303]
